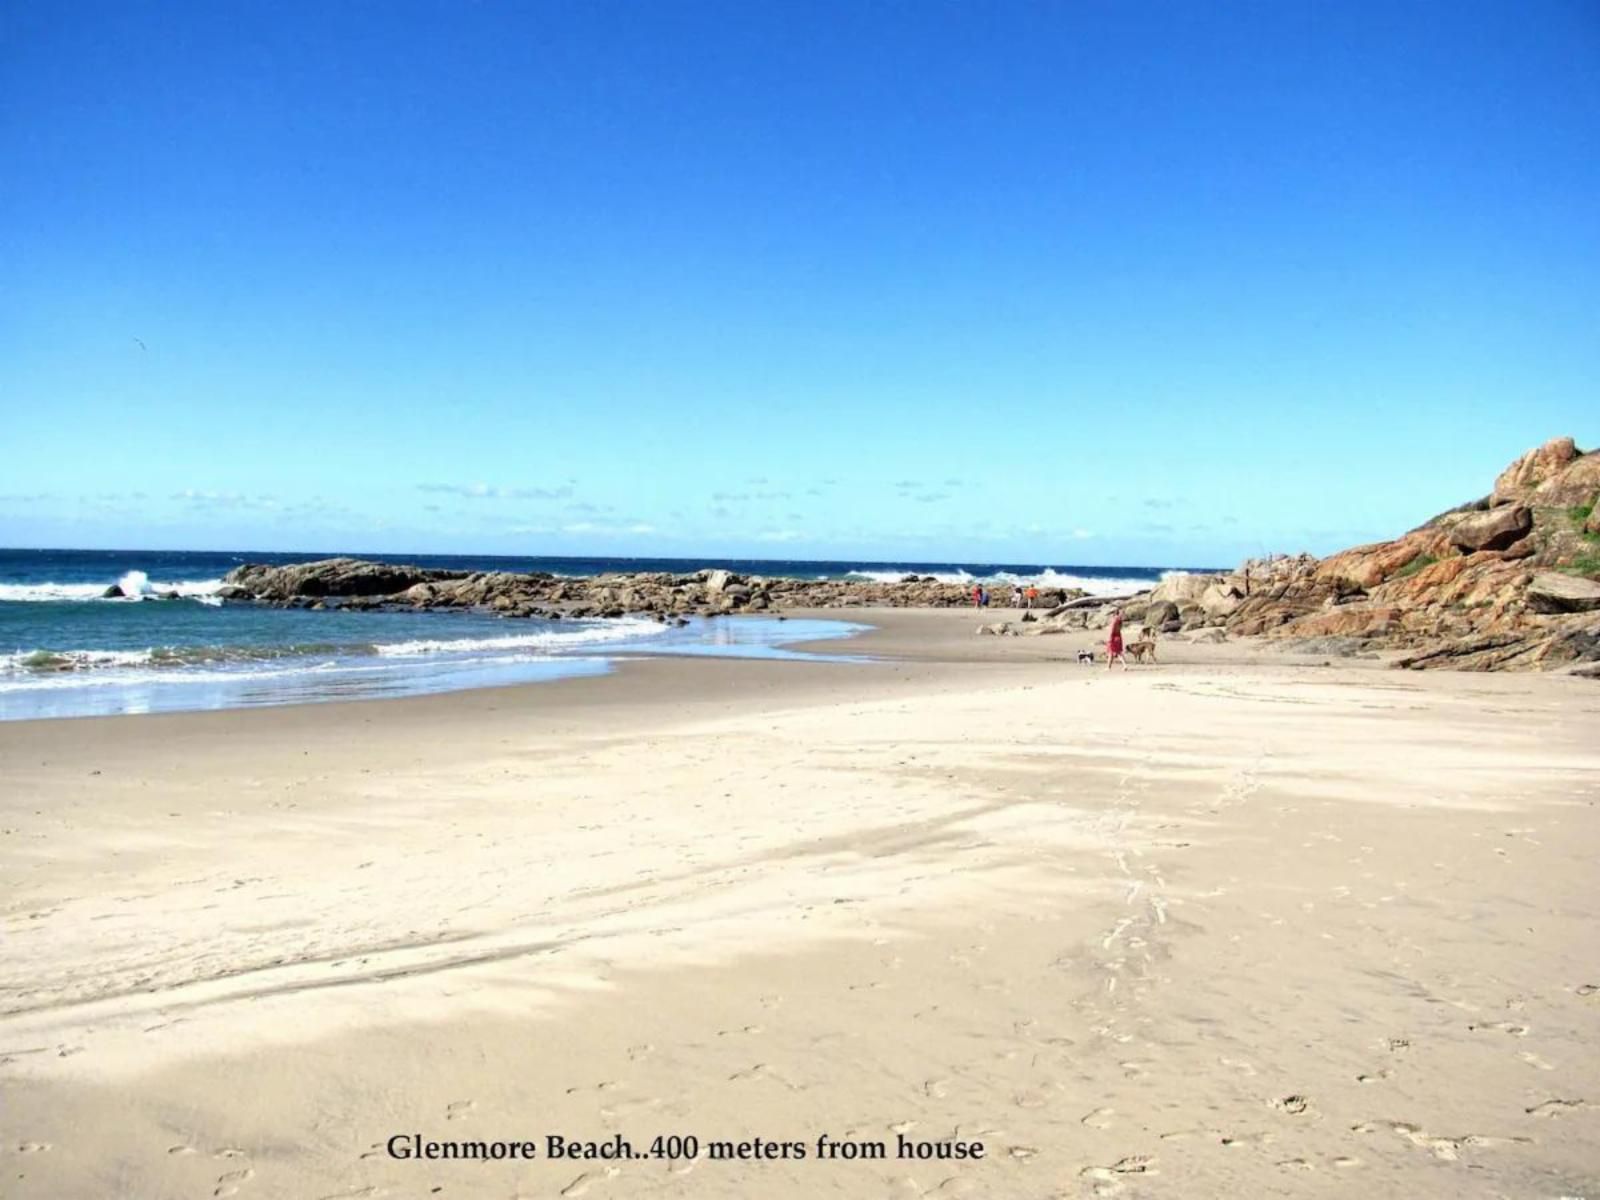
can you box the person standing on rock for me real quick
[1106,607,1127,670]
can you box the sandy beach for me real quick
[3,609,1598,1199]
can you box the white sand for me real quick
[3,609,1598,1198]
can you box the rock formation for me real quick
[219,562,1087,620]
[1024,437,1600,674]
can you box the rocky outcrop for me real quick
[1448,504,1531,553]
[1527,573,1600,614]
[223,558,469,602]
[1492,436,1579,504]
[220,560,1088,619]
[1015,437,1600,674]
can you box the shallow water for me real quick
[0,614,868,721]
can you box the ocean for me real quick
[0,548,1199,720]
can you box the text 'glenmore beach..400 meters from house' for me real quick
[0,548,1215,720]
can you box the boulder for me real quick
[1588,506,1600,536]
[1448,504,1532,553]
[1199,582,1243,619]
[1150,572,1217,605]
[1492,436,1579,504]
[1529,449,1600,509]
[1526,573,1600,614]
[701,569,738,595]
[101,585,124,598]
[1143,600,1180,627]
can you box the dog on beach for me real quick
[1138,625,1158,643]
[1127,640,1157,664]
[1076,649,1095,665]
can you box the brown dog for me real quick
[1127,639,1158,664]
[1138,624,1158,643]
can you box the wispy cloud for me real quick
[755,529,807,543]
[417,482,574,500]
[711,488,791,503]
[171,489,280,511]
[561,520,657,536]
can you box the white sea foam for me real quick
[1,619,668,687]
[845,567,1150,595]
[374,618,666,657]
[0,573,226,602]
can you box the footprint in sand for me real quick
[1079,1157,1155,1196]
[214,1167,255,1197]
[560,1166,621,1196]
[1390,1122,1464,1161]
[923,1078,951,1099]
[1517,1051,1555,1071]
[446,1100,476,1120]
[1271,1095,1311,1116]
[1220,1131,1276,1149]
[167,1145,198,1156]
[1355,1069,1391,1084]
[17,1142,52,1153]
[1526,1098,1589,1118]
[1081,1107,1115,1129]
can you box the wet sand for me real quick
[3,608,1598,1198]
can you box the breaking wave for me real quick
[0,619,668,687]
[844,567,1153,595]
[0,570,226,603]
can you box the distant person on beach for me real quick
[1025,584,1039,609]
[1011,584,1024,608]
[972,584,983,608]
[1106,607,1127,670]
[979,586,990,608]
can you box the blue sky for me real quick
[2,1,1596,566]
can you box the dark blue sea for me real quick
[0,548,1193,720]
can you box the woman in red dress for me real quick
[1106,607,1127,670]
